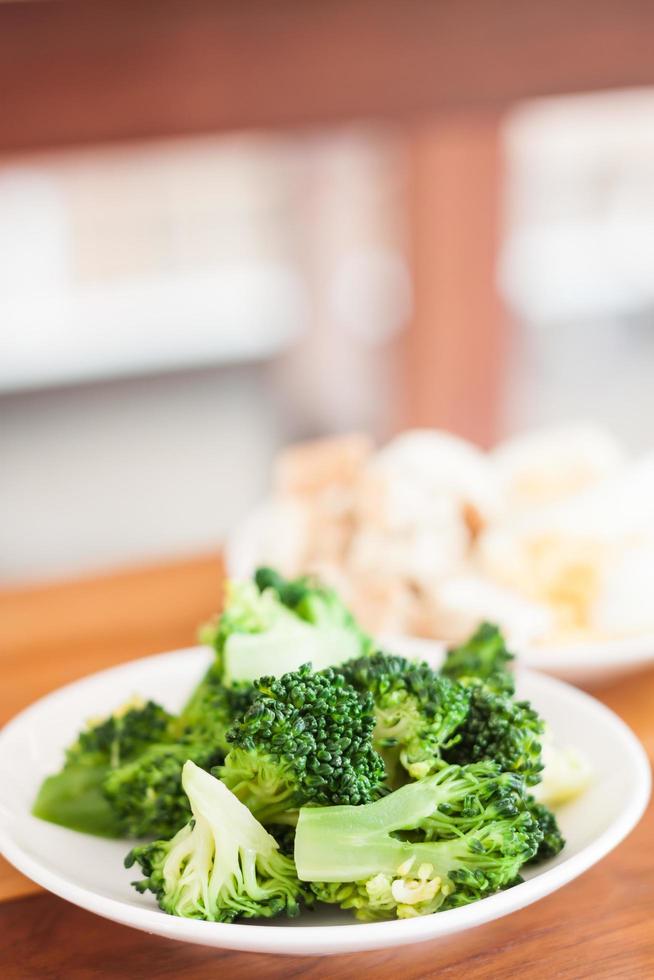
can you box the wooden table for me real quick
[1,556,653,978]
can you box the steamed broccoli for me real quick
[217,664,386,824]
[442,623,515,696]
[102,741,222,839]
[67,698,174,769]
[336,652,471,783]
[33,685,240,839]
[294,763,542,920]
[33,699,176,837]
[254,566,374,651]
[173,661,254,754]
[94,666,255,839]
[526,797,565,863]
[126,761,304,921]
[443,684,544,786]
[200,571,372,686]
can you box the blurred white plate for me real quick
[0,644,649,956]
[225,509,654,687]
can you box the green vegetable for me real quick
[526,797,565,863]
[442,623,515,696]
[443,684,544,787]
[254,566,374,650]
[294,763,542,921]
[102,741,222,839]
[126,761,304,921]
[217,664,386,824]
[67,698,174,769]
[336,651,471,783]
[32,699,176,837]
[200,570,373,686]
[32,763,123,838]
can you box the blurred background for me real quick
[2,5,654,586]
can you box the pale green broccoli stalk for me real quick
[199,570,373,686]
[126,761,304,922]
[442,623,516,696]
[295,763,542,921]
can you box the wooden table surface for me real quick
[1,555,653,979]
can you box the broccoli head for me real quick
[103,740,223,839]
[101,664,256,839]
[200,573,371,686]
[126,761,304,921]
[217,664,386,824]
[33,682,242,840]
[33,698,177,837]
[68,698,174,769]
[295,763,542,921]
[443,684,544,786]
[173,661,254,755]
[336,652,471,783]
[526,797,565,863]
[254,566,374,653]
[442,623,515,696]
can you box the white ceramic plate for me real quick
[0,644,649,956]
[225,508,654,687]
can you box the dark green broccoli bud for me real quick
[217,664,386,824]
[417,762,528,840]
[103,741,223,839]
[69,699,174,769]
[295,764,542,921]
[33,699,177,837]
[255,566,375,654]
[442,623,515,696]
[443,685,544,786]
[104,666,255,839]
[526,797,565,862]
[268,822,297,858]
[254,566,312,609]
[173,662,255,756]
[336,652,471,783]
[126,762,305,921]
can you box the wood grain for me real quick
[1,555,653,978]
[4,1,654,153]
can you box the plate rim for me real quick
[0,646,650,956]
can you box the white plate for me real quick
[225,508,654,687]
[0,644,649,956]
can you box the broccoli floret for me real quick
[101,665,255,839]
[68,698,174,769]
[526,797,565,863]
[33,699,176,837]
[336,652,471,783]
[443,684,544,786]
[103,741,222,839]
[217,664,386,824]
[295,764,542,921]
[173,661,254,755]
[254,566,374,653]
[126,761,305,921]
[442,623,515,696]
[200,571,373,687]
